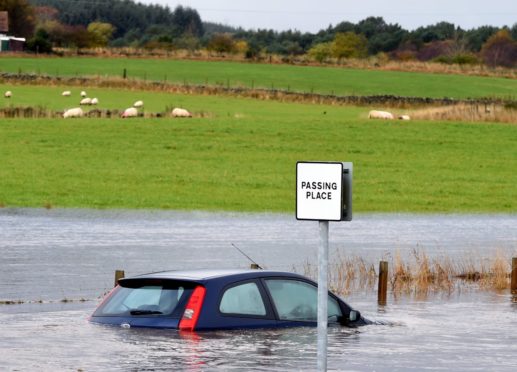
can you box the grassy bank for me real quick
[1,56,516,99]
[0,89,515,212]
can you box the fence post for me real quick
[378,261,388,305]
[114,270,125,287]
[511,258,517,293]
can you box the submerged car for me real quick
[90,269,368,331]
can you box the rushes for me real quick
[298,249,513,297]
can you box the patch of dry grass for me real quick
[411,104,517,124]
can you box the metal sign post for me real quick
[317,220,329,371]
[296,161,353,372]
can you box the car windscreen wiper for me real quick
[130,310,163,315]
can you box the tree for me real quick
[26,27,52,53]
[308,42,332,63]
[207,33,235,54]
[464,26,498,52]
[87,22,115,47]
[480,29,517,67]
[331,32,368,60]
[171,5,203,37]
[0,0,35,38]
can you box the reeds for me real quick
[298,249,513,297]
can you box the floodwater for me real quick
[1,209,516,371]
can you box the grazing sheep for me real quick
[172,107,192,118]
[133,100,144,108]
[4,91,12,98]
[368,110,394,120]
[80,98,92,105]
[121,107,138,118]
[62,91,71,97]
[63,107,84,118]
[398,115,411,120]
[80,91,87,97]
[91,98,99,105]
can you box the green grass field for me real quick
[1,84,516,212]
[1,56,516,100]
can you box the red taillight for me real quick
[179,286,206,331]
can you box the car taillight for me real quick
[179,286,206,331]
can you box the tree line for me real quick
[1,0,516,67]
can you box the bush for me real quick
[26,29,53,54]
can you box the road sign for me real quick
[296,161,352,221]
[295,161,353,371]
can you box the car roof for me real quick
[123,269,306,282]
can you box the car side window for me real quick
[219,282,266,316]
[265,279,342,321]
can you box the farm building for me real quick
[0,11,25,52]
[0,35,25,51]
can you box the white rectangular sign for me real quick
[296,162,343,221]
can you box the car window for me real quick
[265,279,342,321]
[94,284,189,317]
[219,282,266,316]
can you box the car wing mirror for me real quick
[338,310,361,325]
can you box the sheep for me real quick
[133,100,144,108]
[368,110,394,120]
[4,91,12,98]
[91,98,99,105]
[62,91,71,97]
[63,107,84,118]
[398,115,411,120]
[121,107,138,118]
[80,91,87,97]
[172,107,192,118]
[80,97,92,105]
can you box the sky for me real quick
[140,0,517,32]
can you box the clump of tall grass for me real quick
[297,249,513,297]
[411,104,517,124]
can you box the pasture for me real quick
[0,84,515,212]
[1,56,516,99]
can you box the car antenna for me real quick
[231,243,263,269]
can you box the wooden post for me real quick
[511,258,517,293]
[114,270,125,287]
[378,261,388,305]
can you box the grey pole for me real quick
[317,220,329,371]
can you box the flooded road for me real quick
[1,209,516,370]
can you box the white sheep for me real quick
[368,110,394,120]
[63,107,84,118]
[80,91,87,97]
[91,98,99,105]
[121,107,138,118]
[80,98,92,105]
[62,91,71,97]
[4,91,12,98]
[133,100,144,108]
[398,115,411,120]
[172,107,192,118]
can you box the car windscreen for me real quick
[93,279,195,317]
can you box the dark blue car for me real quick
[90,269,367,331]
